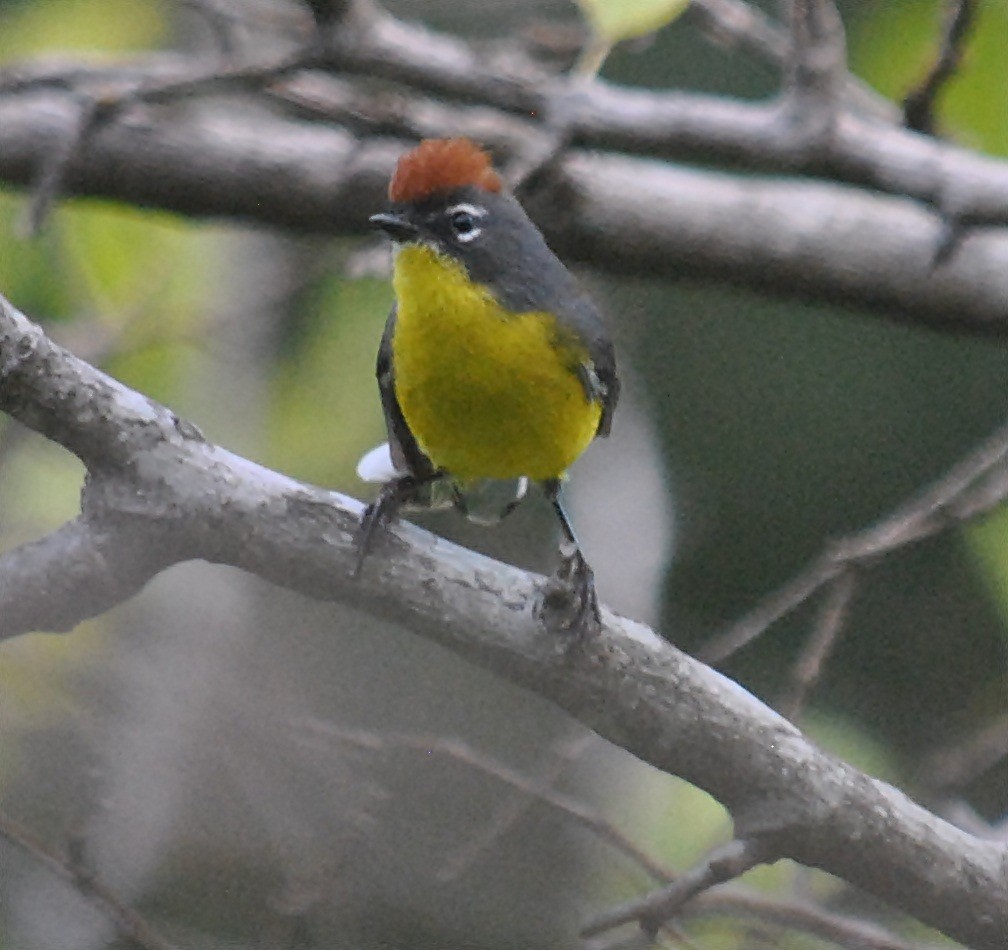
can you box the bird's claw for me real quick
[539,547,601,637]
[350,500,385,578]
[351,477,412,578]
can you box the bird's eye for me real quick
[450,210,476,234]
[446,204,485,242]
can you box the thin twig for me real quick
[0,810,179,950]
[166,0,306,37]
[18,47,320,233]
[166,0,240,56]
[507,86,581,197]
[20,94,102,236]
[687,888,949,950]
[903,0,978,135]
[292,721,675,883]
[436,732,594,883]
[779,570,858,720]
[678,1,897,120]
[699,419,1008,664]
[4,31,1007,230]
[295,721,932,949]
[689,0,788,62]
[581,839,773,939]
[917,712,1008,794]
[101,48,320,106]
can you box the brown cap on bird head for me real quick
[388,138,503,204]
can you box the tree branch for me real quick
[4,29,1008,226]
[299,723,942,950]
[0,809,179,950]
[582,838,773,939]
[687,0,896,120]
[903,0,978,135]
[785,0,846,129]
[313,4,1008,225]
[699,418,1008,664]
[1,294,1006,948]
[684,888,949,950]
[1,94,1006,332]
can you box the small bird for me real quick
[356,138,619,630]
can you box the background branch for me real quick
[0,810,178,950]
[4,33,1008,224]
[699,418,1008,664]
[903,0,978,134]
[1,94,1006,332]
[581,838,771,939]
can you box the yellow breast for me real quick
[391,244,601,481]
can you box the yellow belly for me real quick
[391,244,601,481]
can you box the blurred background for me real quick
[0,0,1005,948]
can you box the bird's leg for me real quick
[539,478,601,635]
[451,477,528,524]
[352,472,441,577]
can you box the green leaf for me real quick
[574,0,691,44]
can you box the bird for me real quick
[355,137,619,631]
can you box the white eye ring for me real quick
[447,203,486,243]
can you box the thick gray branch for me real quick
[1,94,1006,332]
[319,6,1008,225]
[0,295,1005,947]
[0,517,171,634]
[4,39,1008,225]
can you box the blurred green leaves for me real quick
[968,507,1008,645]
[573,0,690,76]
[849,0,1007,155]
[269,267,391,489]
[0,0,164,58]
[574,0,690,46]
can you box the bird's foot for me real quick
[539,542,601,637]
[351,501,388,579]
[351,476,416,578]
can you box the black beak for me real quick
[369,212,419,241]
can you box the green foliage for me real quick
[269,268,391,488]
[0,194,72,317]
[0,0,164,58]
[849,0,1007,154]
[968,506,1008,644]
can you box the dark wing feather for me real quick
[376,306,437,480]
[590,330,619,438]
[554,294,620,440]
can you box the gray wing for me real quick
[376,306,437,481]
